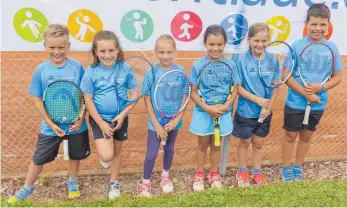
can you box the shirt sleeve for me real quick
[229,59,241,85]
[189,63,198,86]
[28,66,43,98]
[142,67,154,96]
[80,67,94,95]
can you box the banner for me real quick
[1,0,346,54]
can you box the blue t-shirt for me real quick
[285,36,343,110]
[80,62,137,121]
[143,63,186,131]
[236,51,275,118]
[189,56,241,112]
[28,58,88,136]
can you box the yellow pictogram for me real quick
[67,9,103,43]
[266,16,290,45]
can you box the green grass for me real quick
[2,180,346,207]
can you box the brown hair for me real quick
[247,23,270,39]
[306,3,330,22]
[203,24,227,44]
[91,30,125,67]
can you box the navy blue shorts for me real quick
[283,105,324,132]
[231,112,272,140]
[89,116,128,141]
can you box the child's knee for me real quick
[198,143,209,152]
[238,139,251,148]
[99,151,114,162]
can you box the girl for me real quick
[138,35,187,197]
[80,30,136,199]
[231,23,279,187]
[189,25,240,191]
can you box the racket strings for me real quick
[155,72,190,117]
[44,81,84,124]
[299,45,333,83]
[259,46,295,88]
[117,58,154,102]
[198,63,233,105]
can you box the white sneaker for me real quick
[138,183,151,197]
[160,176,174,193]
[100,159,110,169]
[109,182,121,199]
[193,174,205,192]
[209,174,222,190]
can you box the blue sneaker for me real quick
[8,186,34,204]
[292,165,303,181]
[281,166,293,182]
[67,179,80,199]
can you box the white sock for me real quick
[162,169,169,177]
[143,179,150,184]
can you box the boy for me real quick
[8,24,90,204]
[281,4,343,182]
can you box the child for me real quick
[189,25,240,191]
[281,3,342,182]
[80,30,136,199]
[138,35,187,197]
[8,24,90,203]
[231,23,279,187]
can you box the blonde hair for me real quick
[91,30,124,67]
[247,23,270,40]
[154,34,176,51]
[43,24,69,40]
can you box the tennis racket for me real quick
[104,56,155,139]
[43,80,85,160]
[258,40,296,123]
[154,69,191,145]
[298,43,334,125]
[197,61,235,147]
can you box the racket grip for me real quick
[63,139,69,160]
[303,103,311,125]
[258,108,266,123]
[214,127,221,147]
[161,140,166,145]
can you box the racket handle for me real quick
[63,139,69,160]
[161,140,166,146]
[214,127,221,147]
[303,103,311,125]
[110,121,117,128]
[258,108,266,123]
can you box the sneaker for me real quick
[252,172,268,185]
[8,186,34,204]
[109,182,121,199]
[292,165,303,181]
[100,159,110,169]
[281,166,293,182]
[138,183,151,197]
[208,173,222,190]
[193,172,205,192]
[236,171,250,187]
[67,180,80,199]
[160,176,174,193]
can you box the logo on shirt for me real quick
[248,67,257,76]
[48,75,55,81]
